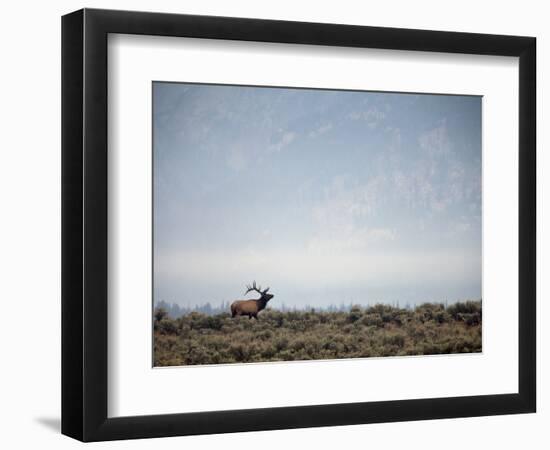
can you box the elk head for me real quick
[244,281,274,304]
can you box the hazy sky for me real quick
[153,82,481,308]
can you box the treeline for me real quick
[154,300,232,318]
[154,300,482,366]
[154,299,467,318]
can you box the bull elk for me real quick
[230,281,274,319]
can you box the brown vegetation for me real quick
[153,301,482,366]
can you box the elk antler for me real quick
[244,281,264,295]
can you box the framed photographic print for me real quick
[61,8,536,442]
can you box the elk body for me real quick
[230,281,274,319]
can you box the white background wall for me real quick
[0,0,546,448]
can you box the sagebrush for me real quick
[153,301,482,366]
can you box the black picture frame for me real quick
[62,8,536,442]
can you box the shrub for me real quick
[458,312,481,326]
[158,318,178,335]
[154,300,482,366]
[202,315,224,330]
[275,336,289,351]
[447,301,482,319]
[154,307,167,322]
[434,310,451,324]
[348,306,363,323]
[383,332,406,348]
[361,313,383,327]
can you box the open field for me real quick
[153,301,481,366]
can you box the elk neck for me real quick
[256,297,268,311]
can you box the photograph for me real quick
[0,0,542,446]
[152,82,482,367]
